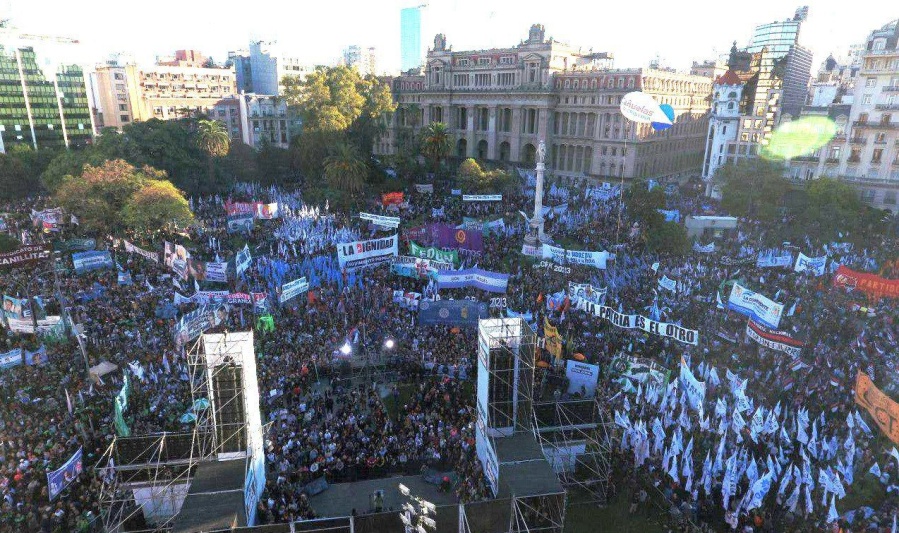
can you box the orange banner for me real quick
[855,372,899,444]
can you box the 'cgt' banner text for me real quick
[579,301,698,345]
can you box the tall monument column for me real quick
[525,140,547,245]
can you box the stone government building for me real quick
[376,24,713,185]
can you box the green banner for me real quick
[114,374,131,437]
[256,314,275,333]
[409,241,459,266]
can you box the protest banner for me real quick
[745,319,804,357]
[123,240,159,263]
[614,356,670,392]
[462,194,502,202]
[658,209,680,223]
[693,242,715,254]
[337,235,398,272]
[0,245,50,270]
[192,291,229,305]
[543,318,563,361]
[392,290,422,310]
[536,261,571,275]
[679,357,705,410]
[236,244,252,276]
[279,277,309,304]
[855,372,899,445]
[227,214,254,233]
[390,256,452,281]
[568,282,606,306]
[418,299,487,327]
[53,238,96,253]
[437,268,509,293]
[3,295,29,320]
[658,276,678,292]
[727,283,784,329]
[174,304,228,348]
[205,261,228,282]
[409,241,459,266]
[414,183,434,193]
[381,192,404,206]
[255,203,279,219]
[47,447,82,501]
[720,256,755,266]
[794,252,827,276]
[756,251,793,268]
[0,348,22,370]
[72,251,114,274]
[833,265,899,299]
[541,244,609,269]
[360,212,401,229]
[565,360,600,397]
[226,293,253,306]
[225,202,257,216]
[580,301,699,345]
[435,225,483,252]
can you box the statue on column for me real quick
[525,140,548,246]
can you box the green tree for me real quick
[716,159,790,222]
[0,152,30,200]
[54,159,180,232]
[797,178,882,242]
[646,221,690,255]
[419,122,451,172]
[122,180,193,231]
[196,119,230,191]
[323,142,369,193]
[456,158,514,193]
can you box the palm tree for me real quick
[324,142,368,193]
[419,122,451,173]
[196,119,230,191]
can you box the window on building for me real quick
[458,59,469,66]
[872,149,884,164]
[500,56,515,65]
[454,74,468,87]
[829,146,841,160]
[478,58,490,66]
[118,104,127,111]
[527,63,538,83]
[862,95,872,105]
[499,73,515,86]
[881,114,892,125]
[475,73,491,86]
[432,66,441,85]
[120,115,130,123]
[849,149,861,162]
[865,77,877,88]
[499,108,512,132]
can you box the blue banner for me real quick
[658,209,680,223]
[418,300,488,327]
[47,447,82,500]
[72,251,114,274]
[437,268,509,293]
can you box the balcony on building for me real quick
[853,120,898,129]
[849,137,866,144]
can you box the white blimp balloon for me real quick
[620,91,673,127]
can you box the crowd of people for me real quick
[0,168,896,533]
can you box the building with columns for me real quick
[376,24,712,185]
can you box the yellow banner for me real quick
[855,372,899,445]
[544,318,563,362]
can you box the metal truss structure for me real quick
[98,332,257,532]
[531,398,614,505]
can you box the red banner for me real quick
[225,201,258,216]
[833,265,899,299]
[381,192,404,206]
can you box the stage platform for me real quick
[494,433,564,498]
[171,459,247,533]
[308,475,458,518]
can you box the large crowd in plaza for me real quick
[1,167,898,533]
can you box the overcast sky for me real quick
[9,0,897,73]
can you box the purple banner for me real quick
[435,224,483,252]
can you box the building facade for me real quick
[400,7,423,72]
[229,41,310,95]
[0,28,95,152]
[342,45,378,77]
[377,25,711,185]
[238,94,295,149]
[92,58,236,130]
[785,19,899,213]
